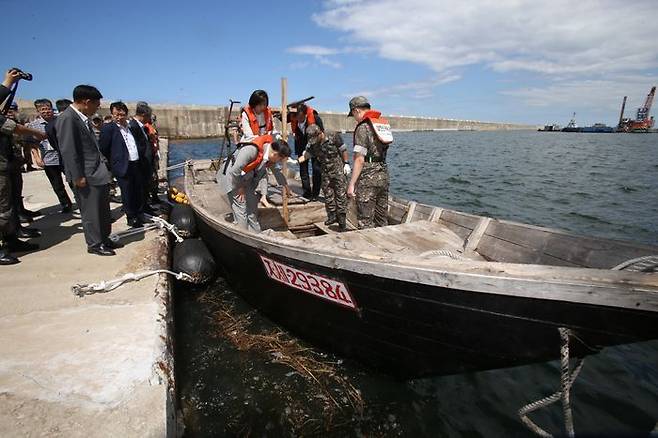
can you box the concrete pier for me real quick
[0,149,175,436]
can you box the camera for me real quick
[11,67,32,81]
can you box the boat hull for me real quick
[196,217,658,378]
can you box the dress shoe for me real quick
[17,227,41,238]
[18,213,33,224]
[103,240,124,249]
[8,239,39,252]
[128,218,144,228]
[0,250,19,265]
[60,205,73,214]
[140,214,154,223]
[21,208,43,218]
[87,244,116,256]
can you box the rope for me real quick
[72,269,193,297]
[611,255,658,272]
[143,214,185,243]
[107,215,184,243]
[519,327,584,438]
[418,249,465,260]
[164,160,192,171]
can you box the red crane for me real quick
[629,86,655,132]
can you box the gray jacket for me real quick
[220,144,286,194]
[56,106,111,185]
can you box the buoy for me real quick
[172,238,216,284]
[169,203,197,238]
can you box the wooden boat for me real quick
[184,159,658,378]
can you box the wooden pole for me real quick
[281,77,290,226]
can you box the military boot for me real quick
[324,212,337,226]
[337,214,347,232]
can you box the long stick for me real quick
[281,77,290,227]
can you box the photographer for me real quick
[0,68,47,265]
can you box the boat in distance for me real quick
[184,159,658,378]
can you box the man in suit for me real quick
[128,102,156,214]
[56,85,116,256]
[100,101,145,228]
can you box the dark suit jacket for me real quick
[55,106,111,185]
[99,122,147,178]
[128,119,153,171]
[293,111,324,155]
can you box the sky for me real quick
[5,0,658,125]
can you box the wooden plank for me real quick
[281,77,289,227]
[464,217,491,253]
[441,210,481,230]
[428,207,444,223]
[438,220,471,241]
[413,203,434,222]
[404,202,417,223]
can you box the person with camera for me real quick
[0,68,47,264]
[57,85,115,256]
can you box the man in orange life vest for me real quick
[346,96,393,229]
[290,103,323,200]
[219,134,291,233]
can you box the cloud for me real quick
[311,0,658,76]
[501,74,658,112]
[286,44,371,69]
[346,73,461,99]
[287,45,340,56]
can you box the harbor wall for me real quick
[16,99,536,139]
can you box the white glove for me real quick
[343,163,351,175]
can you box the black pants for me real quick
[116,161,144,220]
[76,183,111,248]
[0,171,16,245]
[10,169,24,213]
[299,158,322,198]
[44,165,72,208]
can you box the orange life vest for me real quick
[241,134,273,173]
[353,110,393,145]
[243,105,273,135]
[290,106,317,135]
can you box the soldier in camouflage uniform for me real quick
[298,125,351,231]
[346,96,393,229]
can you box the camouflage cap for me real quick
[305,124,323,145]
[347,95,370,117]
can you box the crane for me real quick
[630,86,655,132]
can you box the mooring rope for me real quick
[72,269,193,297]
[519,327,584,438]
[164,160,192,171]
[107,215,184,243]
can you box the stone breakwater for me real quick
[16,99,537,139]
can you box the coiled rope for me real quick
[519,327,584,438]
[72,269,193,297]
